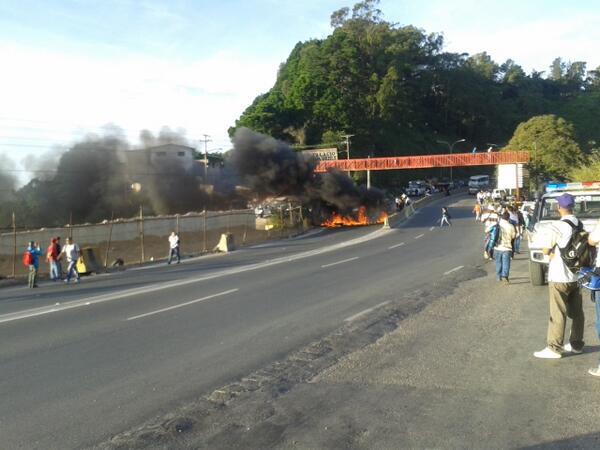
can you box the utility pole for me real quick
[341,134,354,174]
[199,134,211,182]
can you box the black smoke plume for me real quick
[229,128,385,217]
[1,126,241,228]
[0,156,17,203]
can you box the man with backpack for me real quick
[24,241,42,288]
[534,193,586,359]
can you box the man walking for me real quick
[60,237,81,283]
[167,231,180,264]
[494,211,517,283]
[534,193,585,359]
[440,207,452,227]
[46,238,60,281]
[26,241,41,288]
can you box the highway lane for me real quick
[0,194,485,448]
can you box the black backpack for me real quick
[559,219,596,272]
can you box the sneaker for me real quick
[533,347,562,359]
[64,279,69,283]
[588,367,600,377]
[564,343,583,354]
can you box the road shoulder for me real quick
[100,254,600,449]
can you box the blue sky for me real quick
[1,0,599,184]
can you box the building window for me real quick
[156,151,166,156]
[177,151,186,157]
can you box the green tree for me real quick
[505,115,584,182]
[570,150,600,182]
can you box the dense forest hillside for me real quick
[230,0,600,183]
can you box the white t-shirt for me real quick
[589,220,600,267]
[546,215,579,283]
[169,234,180,249]
[481,211,498,227]
[62,243,80,262]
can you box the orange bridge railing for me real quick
[314,151,530,172]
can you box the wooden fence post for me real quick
[12,211,16,278]
[139,205,145,263]
[202,209,207,253]
[104,213,114,268]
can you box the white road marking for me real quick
[414,234,425,239]
[444,265,464,276]
[388,242,405,249]
[429,226,435,231]
[344,301,390,322]
[126,289,239,321]
[321,257,359,268]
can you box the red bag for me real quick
[22,251,33,266]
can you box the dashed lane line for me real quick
[126,289,239,321]
[429,226,435,231]
[388,242,405,249]
[444,265,464,276]
[414,234,425,240]
[321,257,359,268]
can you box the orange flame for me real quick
[321,206,388,228]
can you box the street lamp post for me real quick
[436,138,466,184]
[340,134,355,175]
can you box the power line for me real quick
[0,167,218,177]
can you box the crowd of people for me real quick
[474,189,600,377]
[472,190,531,284]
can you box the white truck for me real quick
[468,175,490,194]
[528,182,600,285]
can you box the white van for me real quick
[468,175,490,194]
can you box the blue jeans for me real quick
[514,235,521,253]
[65,260,79,282]
[594,291,600,341]
[49,260,60,280]
[495,250,511,280]
[168,247,180,264]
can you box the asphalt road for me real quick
[0,194,481,449]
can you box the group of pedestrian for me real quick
[476,202,526,284]
[24,236,81,288]
[394,194,411,211]
[476,190,492,205]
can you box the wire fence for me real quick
[0,207,308,279]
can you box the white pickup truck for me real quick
[528,182,600,285]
